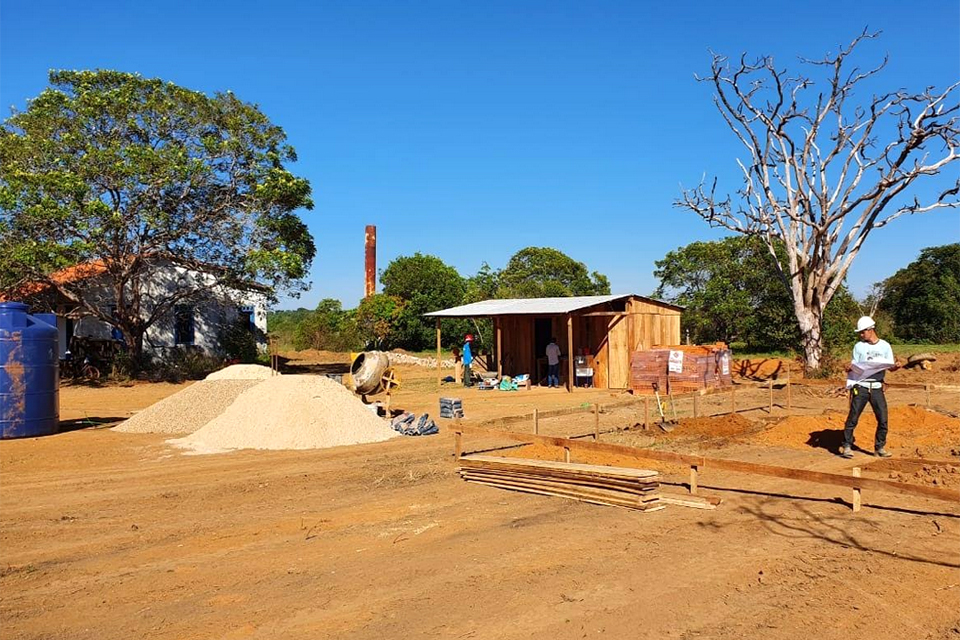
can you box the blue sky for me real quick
[3,1,958,309]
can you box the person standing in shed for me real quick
[545,337,561,388]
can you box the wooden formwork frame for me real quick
[452,425,960,509]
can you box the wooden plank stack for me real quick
[458,455,664,512]
[630,344,732,395]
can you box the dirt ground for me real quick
[2,354,959,640]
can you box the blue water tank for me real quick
[0,302,60,439]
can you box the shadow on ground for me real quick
[58,417,126,433]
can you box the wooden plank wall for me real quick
[489,298,681,389]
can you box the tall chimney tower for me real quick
[364,225,376,298]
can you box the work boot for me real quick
[840,445,854,459]
[875,448,893,458]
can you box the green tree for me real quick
[355,294,405,349]
[381,253,466,350]
[878,244,960,343]
[0,70,314,361]
[293,299,361,352]
[497,247,610,298]
[654,236,859,355]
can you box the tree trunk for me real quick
[797,309,823,372]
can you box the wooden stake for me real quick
[852,467,861,512]
[563,446,571,463]
[454,429,462,459]
[436,319,442,388]
[690,465,699,495]
[643,397,650,430]
[495,318,503,379]
[566,314,574,393]
[925,384,931,408]
[533,408,539,435]
[786,365,792,411]
[768,378,774,413]
[594,403,600,441]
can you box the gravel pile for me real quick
[168,374,399,454]
[112,380,263,434]
[206,364,277,380]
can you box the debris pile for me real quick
[388,351,455,369]
[168,375,399,454]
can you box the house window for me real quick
[174,305,195,345]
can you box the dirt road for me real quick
[2,364,959,639]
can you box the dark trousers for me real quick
[843,385,888,450]
[547,363,560,387]
[463,363,472,387]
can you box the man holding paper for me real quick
[841,316,900,459]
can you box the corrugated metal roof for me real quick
[423,294,682,318]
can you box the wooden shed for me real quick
[425,294,683,391]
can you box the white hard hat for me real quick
[855,316,876,333]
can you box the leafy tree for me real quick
[0,70,314,360]
[497,247,610,298]
[355,294,405,349]
[675,32,960,371]
[381,253,466,350]
[654,236,859,355]
[293,299,361,352]
[878,244,960,343]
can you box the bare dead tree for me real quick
[676,30,960,371]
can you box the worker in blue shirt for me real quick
[462,334,474,387]
[841,316,900,459]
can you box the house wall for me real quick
[53,264,268,357]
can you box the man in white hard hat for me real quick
[841,316,900,459]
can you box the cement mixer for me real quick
[350,351,400,395]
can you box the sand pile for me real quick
[168,375,399,454]
[757,406,960,450]
[206,364,276,380]
[113,380,263,434]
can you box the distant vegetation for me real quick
[271,241,960,371]
[268,247,609,352]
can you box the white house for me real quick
[7,259,269,358]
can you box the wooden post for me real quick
[925,384,931,408]
[496,319,503,379]
[693,393,700,418]
[533,408,539,435]
[730,386,736,414]
[643,397,650,430]
[768,378,774,413]
[436,319,442,388]
[566,314,574,393]
[689,465,699,495]
[852,467,861,512]
[593,403,600,441]
[563,446,571,463]
[786,365,792,411]
[454,428,462,459]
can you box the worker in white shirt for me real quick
[545,337,562,388]
[841,316,900,459]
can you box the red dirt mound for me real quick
[757,405,960,451]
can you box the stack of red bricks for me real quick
[630,344,732,395]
